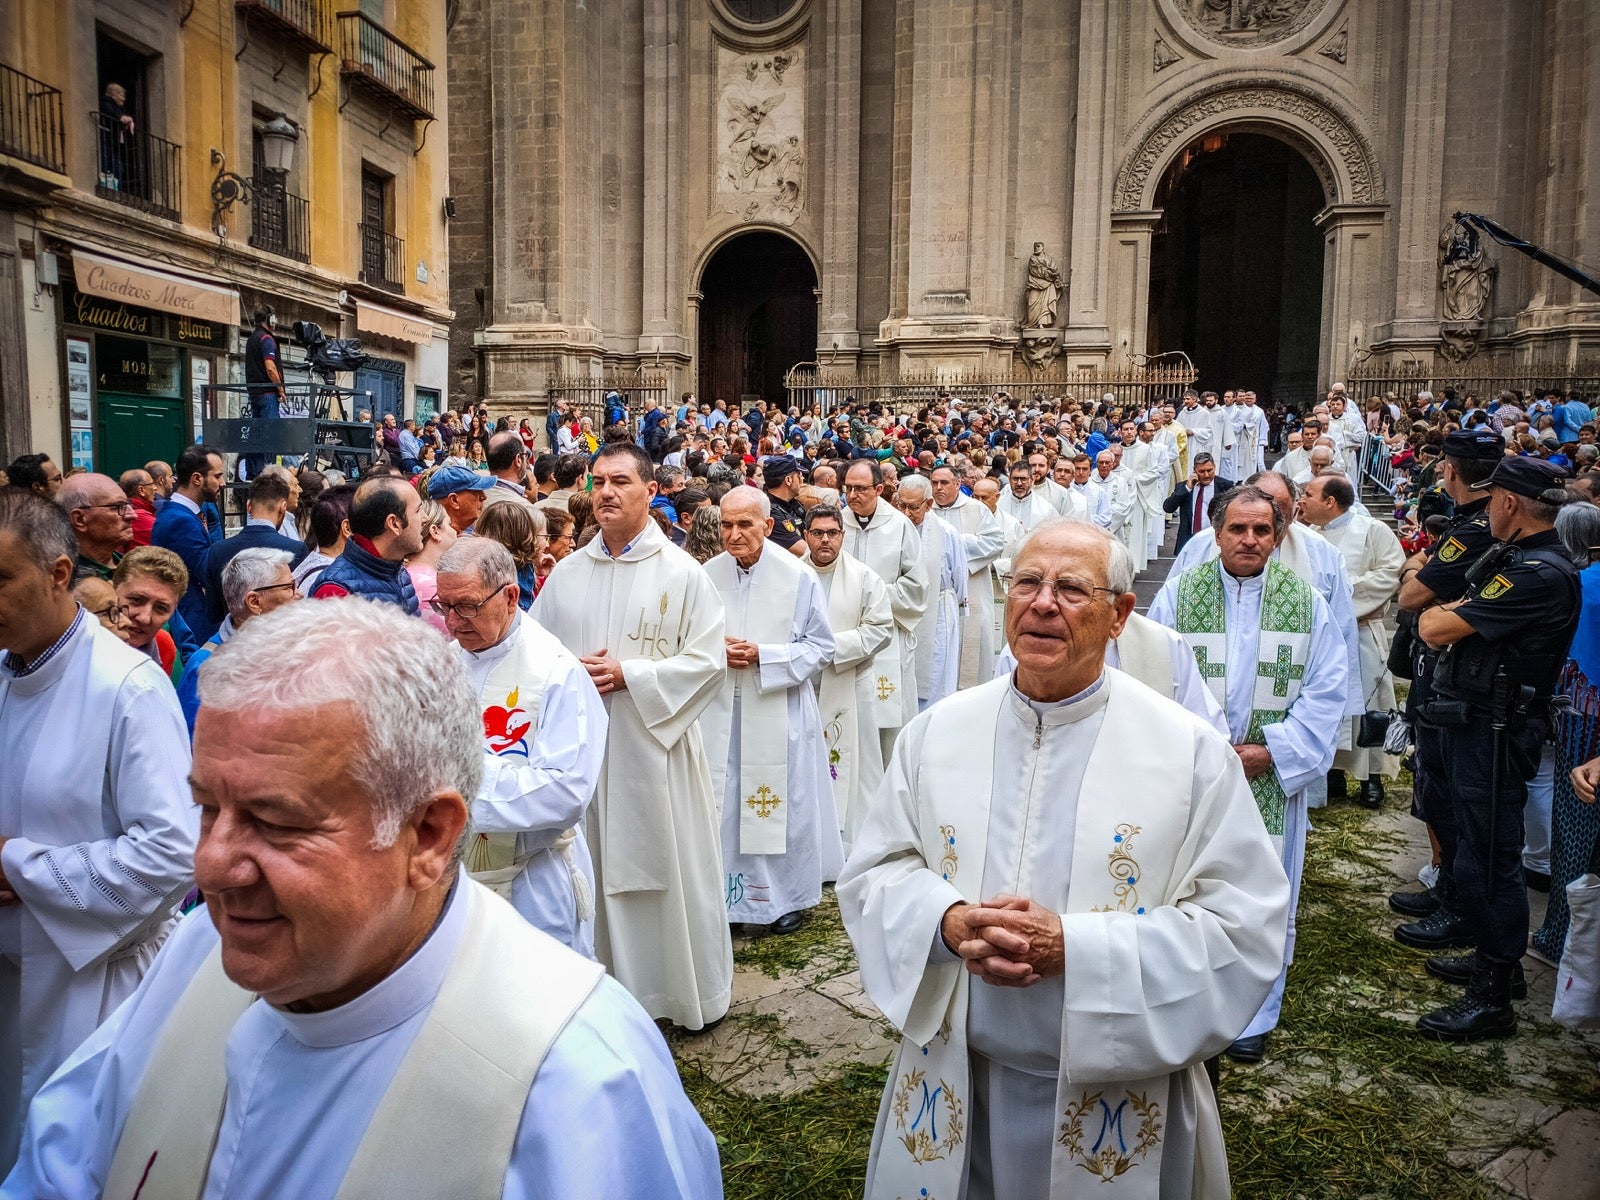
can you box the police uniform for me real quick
[762,456,807,551]
[1416,457,1580,1039]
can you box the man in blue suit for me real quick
[151,443,226,640]
[202,470,309,627]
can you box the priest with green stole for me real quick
[840,520,1290,1200]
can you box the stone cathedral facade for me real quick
[446,0,1600,412]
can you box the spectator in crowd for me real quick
[176,547,299,734]
[484,432,536,509]
[4,454,63,501]
[406,498,459,635]
[201,472,309,628]
[112,546,191,686]
[152,444,226,641]
[120,469,158,546]
[70,575,131,642]
[545,507,577,562]
[311,475,424,613]
[475,499,549,610]
[427,464,497,535]
[537,454,589,514]
[683,505,723,564]
[56,473,133,579]
[292,483,355,595]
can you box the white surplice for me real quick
[701,550,843,923]
[531,519,733,1029]
[1279,448,1312,485]
[912,514,967,710]
[1124,438,1171,561]
[936,494,1007,690]
[813,551,895,850]
[1148,568,1348,1040]
[1318,509,1405,779]
[998,486,1061,533]
[457,611,608,956]
[0,614,196,1174]
[838,673,1290,1200]
[843,500,930,751]
[1236,404,1269,475]
[1,881,723,1200]
[1176,403,1215,462]
[1104,465,1149,572]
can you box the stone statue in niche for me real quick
[719,46,806,226]
[1438,221,1496,361]
[1024,242,1067,329]
[1182,0,1325,46]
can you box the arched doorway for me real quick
[697,231,817,412]
[1146,132,1327,409]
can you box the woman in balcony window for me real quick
[98,82,135,190]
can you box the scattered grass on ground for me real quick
[732,889,856,979]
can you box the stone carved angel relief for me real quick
[1181,0,1326,46]
[718,46,806,226]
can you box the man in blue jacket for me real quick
[201,471,309,627]
[151,443,226,640]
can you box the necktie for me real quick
[1193,485,1204,533]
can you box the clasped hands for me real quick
[724,638,761,670]
[940,894,1064,988]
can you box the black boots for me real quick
[1416,959,1519,1041]
[1357,777,1386,808]
[1425,954,1528,1000]
[1326,769,1348,801]
[1388,886,1440,918]
[1395,873,1473,949]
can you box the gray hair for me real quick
[897,474,933,502]
[1010,517,1134,603]
[722,485,771,518]
[222,547,294,617]
[1245,469,1301,501]
[1558,501,1600,569]
[1212,484,1289,538]
[436,535,517,592]
[199,597,480,858]
[0,488,78,573]
[56,471,117,512]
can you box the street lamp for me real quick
[210,113,299,235]
[259,114,298,177]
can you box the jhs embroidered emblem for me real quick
[626,592,673,659]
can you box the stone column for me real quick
[641,0,683,347]
[1316,204,1389,385]
[1105,211,1161,369]
[819,0,863,366]
[1060,0,1121,362]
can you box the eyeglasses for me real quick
[79,499,135,513]
[89,603,127,622]
[842,483,877,494]
[427,589,507,619]
[250,582,299,597]
[806,528,844,539]
[1010,575,1122,608]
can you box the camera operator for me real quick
[242,306,287,481]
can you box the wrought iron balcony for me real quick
[236,0,336,55]
[91,111,181,222]
[249,178,311,263]
[336,12,433,121]
[358,221,403,293]
[0,62,65,174]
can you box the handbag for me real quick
[1553,873,1600,1031]
[1355,677,1399,750]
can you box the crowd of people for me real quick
[1,376,1597,1199]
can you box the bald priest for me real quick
[2,600,721,1200]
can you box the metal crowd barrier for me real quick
[1359,432,1399,498]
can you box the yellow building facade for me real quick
[0,0,453,476]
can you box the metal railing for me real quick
[546,371,668,442]
[1345,358,1600,408]
[249,179,310,263]
[0,63,65,173]
[92,111,181,221]
[358,221,403,292]
[235,0,336,53]
[336,11,434,120]
[1358,432,1401,499]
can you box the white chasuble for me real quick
[843,501,930,735]
[997,488,1058,533]
[6,879,724,1200]
[1105,467,1148,573]
[458,611,607,956]
[1320,510,1405,778]
[912,515,967,710]
[936,495,1007,690]
[838,674,1290,1200]
[815,553,894,851]
[0,616,197,1174]
[530,519,733,1029]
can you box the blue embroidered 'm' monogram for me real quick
[1091,1098,1130,1155]
[911,1080,944,1140]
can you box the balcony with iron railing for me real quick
[236,0,336,55]
[250,179,311,263]
[358,221,403,293]
[336,11,433,121]
[92,111,181,221]
[0,62,66,175]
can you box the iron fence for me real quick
[546,370,669,440]
[92,111,182,221]
[0,62,64,173]
[235,0,336,53]
[783,361,1199,418]
[250,180,310,263]
[337,11,434,120]
[358,221,403,292]
[1357,432,1401,498]
[1345,358,1600,409]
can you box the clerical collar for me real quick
[3,605,84,677]
[1223,566,1267,585]
[854,509,873,528]
[1007,670,1109,724]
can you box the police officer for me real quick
[1391,429,1503,940]
[1413,456,1580,1040]
[763,455,809,557]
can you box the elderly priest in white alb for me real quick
[840,520,1290,1200]
[0,491,197,1175]
[1150,485,1348,1067]
[532,444,732,1031]
[435,537,607,956]
[701,489,842,934]
[803,505,896,853]
[931,464,1007,689]
[1,600,722,1200]
[897,474,967,710]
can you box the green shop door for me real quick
[97,392,188,477]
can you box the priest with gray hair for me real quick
[841,518,1289,1200]
[435,536,607,955]
[3,598,721,1199]
[896,473,967,710]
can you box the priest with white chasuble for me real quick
[701,488,842,933]
[804,505,896,851]
[897,475,967,710]
[2,600,722,1200]
[1149,485,1348,1065]
[932,465,1007,689]
[532,443,733,1031]
[0,492,197,1175]
[436,537,607,956]
[840,519,1290,1200]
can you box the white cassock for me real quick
[911,514,967,710]
[1073,479,1104,527]
[1332,412,1367,468]
[0,613,196,1174]
[1279,448,1312,485]
[839,673,1290,1200]
[1088,475,1116,530]
[1125,439,1170,561]
[1176,403,1215,462]
[1,879,722,1200]
[813,551,894,850]
[1218,405,1243,479]
[1236,405,1269,475]
[997,486,1059,533]
[531,519,733,1030]
[1319,509,1405,779]
[701,550,843,923]
[457,610,608,957]
[1169,523,1364,748]
[843,501,930,758]
[1149,567,1347,1041]
[1105,464,1150,573]
[936,494,1007,690]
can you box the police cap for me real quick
[762,456,807,488]
[1468,455,1569,502]
[1441,429,1505,462]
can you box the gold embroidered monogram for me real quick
[624,592,673,659]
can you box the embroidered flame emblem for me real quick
[483,686,531,757]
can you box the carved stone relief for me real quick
[1113,80,1385,211]
[1318,28,1348,64]
[1175,0,1331,48]
[1438,221,1496,361]
[1153,35,1182,72]
[716,45,806,227]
